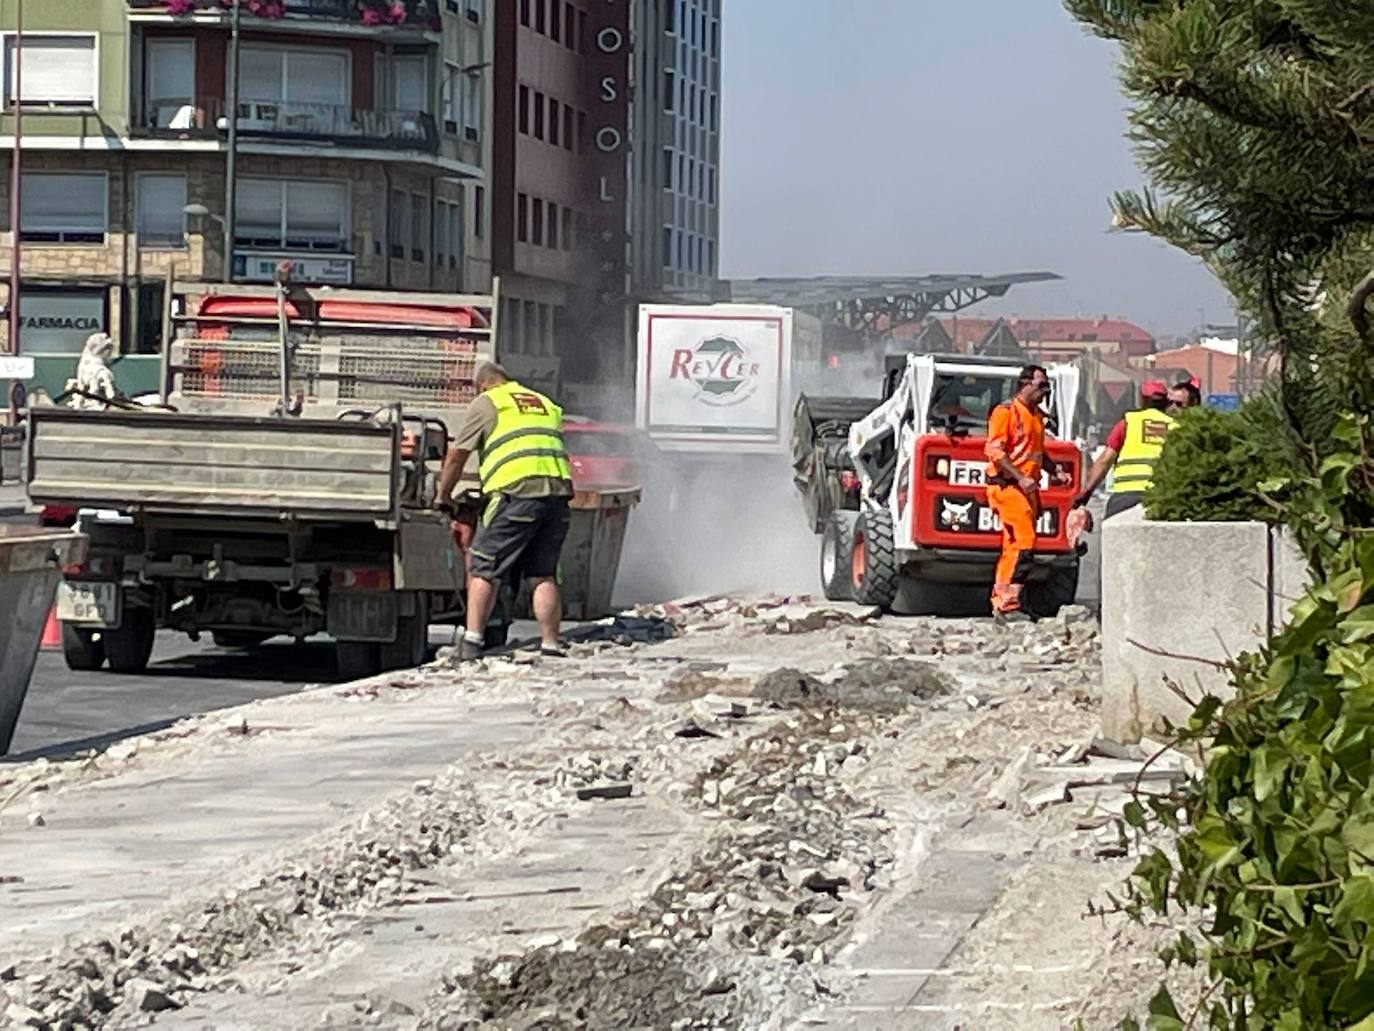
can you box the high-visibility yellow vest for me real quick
[477,381,573,493]
[1111,408,1177,494]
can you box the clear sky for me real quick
[717,0,1234,338]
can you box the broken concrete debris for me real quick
[0,595,1160,1028]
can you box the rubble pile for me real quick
[420,659,950,1029]
[2,771,490,1027]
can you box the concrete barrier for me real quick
[1100,508,1309,743]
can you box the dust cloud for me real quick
[614,452,819,605]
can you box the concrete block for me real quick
[1100,511,1311,743]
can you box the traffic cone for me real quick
[40,607,61,650]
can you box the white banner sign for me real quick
[640,310,788,441]
[0,355,35,380]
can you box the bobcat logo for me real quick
[940,498,974,530]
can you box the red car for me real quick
[562,417,656,490]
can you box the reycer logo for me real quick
[668,335,760,407]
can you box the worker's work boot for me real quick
[455,635,484,662]
[539,642,568,659]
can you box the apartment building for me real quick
[491,0,721,401]
[0,0,493,373]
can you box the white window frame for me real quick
[234,177,351,253]
[442,62,461,132]
[135,172,189,251]
[144,37,197,130]
[3,32,99,109]
[389,54,427,114]
[20,172,108,245]
[461,69,481,142]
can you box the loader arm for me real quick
[847,367,914,507]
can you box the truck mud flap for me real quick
[328,591,399,643]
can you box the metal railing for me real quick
[132,97,439,153]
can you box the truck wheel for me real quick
[62,624,106,671]
[336,641,380,681]
[1026,562,1080,619]
[851,509,900,610]
[379,593,430,671]
[820,511,858,602]
[104,608,155,674]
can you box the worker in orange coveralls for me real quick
[984,365,1072,623]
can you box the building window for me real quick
[708,167,716,204]
[466,0,482,21]
[662,226,673,268]
[410,194,425,262]
[241,45,349,116]
[238,178,349,253]
[535,0,546,33]
[462,70,481,141]
[547,202,559,249]
[664,70,674,113]
[519,0,531,27]
[577,110,587,153]
[389,188,406,257]
[563,105,574,151]
[518,84,530,134]
[548,97,560,146]
[20,172,106,244]
[707,238,715,274]
[665,0,676,33]
[662,148,674,190]
[531,198,544,246]
[576,10,587,52]
[435,198,449,267]
[447,200,463,269]
[474,186,485,239]
[677,231,685,270]
[533,90,545,139]
[564,3,576,49]
[710,19,719,56]
[136,173,188,250]
[4,35,96,108]
[561,206,572,251]
[709,94,717,131]
[442,62,461,133]
[516,193,528,243]
[549,0,561,42]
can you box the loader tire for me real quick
[104,608,154,674]
[1026,561,1080,619]
[820,511,857,602]
[851,508,900,610]
[62,624,105,671]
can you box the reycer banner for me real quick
[638,307,790,442]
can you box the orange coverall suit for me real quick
[984,398,1044,614]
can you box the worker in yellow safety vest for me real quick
[1073,380,1178,519]
[437,362,574,660]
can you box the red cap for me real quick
[1142,379,1168,399]
[1188,376,1200,389]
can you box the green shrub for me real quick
[1145,394,1297,525]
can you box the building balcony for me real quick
[131,98,439,154]
[126,0,442,33]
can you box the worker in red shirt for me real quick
[984,365,1072,622]
[1074,380,1176,518]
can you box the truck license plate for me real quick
[328,592,399,643]
[56,581,119,626]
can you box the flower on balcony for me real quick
[166,0,197,15]
[356,0,429,26]
[213,0,288,17]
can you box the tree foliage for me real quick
[1065,1,1374,1026]
[1144,393,1296,524]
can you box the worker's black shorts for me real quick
[468,494,572,584]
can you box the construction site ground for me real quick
[0,597,1188,1030]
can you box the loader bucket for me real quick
[0,526,88,754]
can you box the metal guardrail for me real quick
[133,97,439,153]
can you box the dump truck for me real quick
[794,353,1084,616]
[26,278,635,679]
